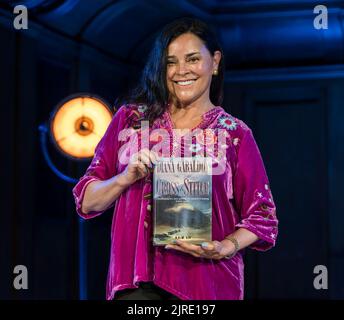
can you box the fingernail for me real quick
[165,245,171,249]
[172,240,177,244]
[201,242,208,248]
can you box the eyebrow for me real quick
[167,52,200,59]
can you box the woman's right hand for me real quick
[120,148,158,186]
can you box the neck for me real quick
[168,97,215,117]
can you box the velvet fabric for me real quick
[72,104,278,300]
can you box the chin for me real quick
[183,97,203,106]
[174,98,194,106]
[174,93,197,103]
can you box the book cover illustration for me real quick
[153,157,212,246]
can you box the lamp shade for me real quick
[50,95,113,159]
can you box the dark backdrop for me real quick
[0,0,343,299]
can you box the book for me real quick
[152,157,212,246]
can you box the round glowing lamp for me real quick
[50,95,113,160]
[39,94,113,182]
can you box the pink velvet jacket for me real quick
[72,104,278,300]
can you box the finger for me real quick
[189,251,202,258]
[130,152,141,165]
[201,241,223,254]
[139,162,149,174]
[165,244,188,253]
[137,162,149,176]
[173,241,205,257]
[138,151,153,168]
[132,152,149,171]
[199,249,223,260]
[200,242,215,251]
[213,241,223,253]
[165,245,202,258]
[135,168,145,179]
[177,241,203,254]
[145,149,159,167]
[210,254,222,260]
[199,242,225,258]
[173,240,197,249]
[149,150,159,165]
[140,147,159,164]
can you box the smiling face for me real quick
[166,32,221,107]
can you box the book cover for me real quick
[153,157,212,246]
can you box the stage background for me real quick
[0,0,343,299]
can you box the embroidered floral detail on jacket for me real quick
[218,115,238,131]
[195,129,217,145]
[189,143,202,153]
[126,105,148,130]
[130,109,141,119]
[138,104,148,113]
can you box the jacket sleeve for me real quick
[233,128,278,251]
[72,105,128,219]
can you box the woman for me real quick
[72,17,278,300]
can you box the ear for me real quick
[213,50,222,70]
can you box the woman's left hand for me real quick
[165,239,235,260]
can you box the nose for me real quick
[176,61,189,76]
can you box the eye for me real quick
[167,61,176,65]
[188,57,199,63]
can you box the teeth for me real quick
[176,80,195,85]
